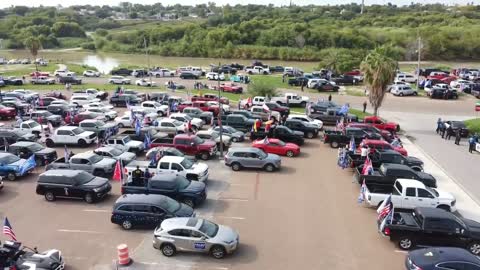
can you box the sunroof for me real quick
[186,218,198,227]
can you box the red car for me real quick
[30,71,50,77]
[363,116,399,133]
[192,101,220,116]
[252,138,300,157]
[191,94,229,105]
[177,102,193,112]
[344,70,362,76]
[427,72,449,80]
[65,112,104,124]
[0,105,17,119]
[440,76,457,84]
[359,139,408,156]
[219,83,243,94]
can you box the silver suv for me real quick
[153,217,239,259]
[224,147,281,172]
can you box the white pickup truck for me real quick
[125,156,209,182]
[365,178,456,212]
[270,93,310,107]
[45,126,97,147]
[245,66,270,75]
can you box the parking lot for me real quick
[0,126,406,270]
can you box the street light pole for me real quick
[416,33,422,88]
[217,61,224,158]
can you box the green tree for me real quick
[360,46,397,116]
[24,36,42,72]
[248,80,277,98]
[317,48,364,74]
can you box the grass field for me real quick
[464,118,480,134]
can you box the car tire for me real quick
[264,164,275,172]
[232,137,238,143]
[182,198,195,208]
[6,172,16,181]
[286,150,294,157]
[84,193,94,204]
[210,245,226,259]
[78,139,87,147]
[35,157,43,166]
[156,74,160,78]
[398,237,414,250]
[121,220,133,230]
[161,243,176,257]
[44,191,56,202]
[118,123,124,128]
[45,139,55,147]
[399,93,404,96]
[231,162,241,171]
[468,242,480,255]
[413,92,418,96]
[300,101,306,108]
[306,132,314,139]
[437,205,451,211]
[200,152,210,160]
[330,141,339,148]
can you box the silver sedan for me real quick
[153,217,239,259]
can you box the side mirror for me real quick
[200,236,206,241]
[190,142,195,146]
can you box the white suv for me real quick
[390,85,417,96]
[70,95,100,106]
[108,76,131,85]
[395,73,417,83]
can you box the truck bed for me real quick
[353,166,384,184]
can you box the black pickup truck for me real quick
[324,127,381,148]
[119,128,168,142]
[348,150,424,171]
[309,109,358,125]
[250,125,305,146]
[217,114,255,132]
[353,163,436,188]
[284,119,319,139]
[121,174,206,208]
[380,207,480,255]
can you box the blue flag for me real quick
[18,154,36,175]
[144,133,151,149]
[338,104,350,116]
[135,118,141,136]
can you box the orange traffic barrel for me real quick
[117,244,132,266]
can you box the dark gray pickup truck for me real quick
[353,163,436,188]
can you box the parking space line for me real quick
[57,229,103,234]
[83,209,110,213]
[217,198,249,202]
[215,216,246,220]
[394,250,408,254]
[138,261,229,270]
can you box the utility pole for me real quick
[360,0,364,14]
[217,62,224,158]
[144,37,152,83]
[416,34,422,88]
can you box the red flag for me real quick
[112,160,122,181]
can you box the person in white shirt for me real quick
[360,145,369,158]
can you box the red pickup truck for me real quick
[192,101,220,116]
[149,134,217,160]
[359,139,408,156]
[219,83,243,94]
[363,116,400,133]
[191,94,229,105]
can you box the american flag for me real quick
[3,217,17,241]
[379,206,395,233]
[348,136,356,152]
[361,156,373,175]
[357,179,367,203]
[377,194,393,220]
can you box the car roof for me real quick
[96,146,115,152]
[40,169,83,177]
[0,152,15,158]
[161,217,202,231]
[410,247,480,266]
[159,156,184,163]
[72,151,96,159]
[114,194,170,206]
[58,126,79,131]
[11,141,36,147]
[150,173,178,182]
[228,147,261,153]
[396,179,425,188]
[415,207,456,219]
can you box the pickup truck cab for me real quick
[191,94,229,105]
[169,113,204,130]
[156,118,188,135]
[94,146,136,165]
[106,135,145,154]
[79,120,118,138]
[287,115,323,130]
[246,66,270,75]
[349,149,423,171]
[46,151,116,177]
[381,207,480,255]
[182,107,213,124]
[270,93,309,107]
[363,116,400,133]
[324,127,381,148]
[150,134,217,160]
[309,109,358,125]
[354,163,436,188]
[284,119,319,139]
[250,106,281,121]
[250,125,305,146]
[155,156,209,182]
[360,139,408,156]
[8,141,57,166]
[45,126,97,147]
[121,174,206,208]
[365,179,456,211]
[15,120,48,137]
[196,130,232,149]
[219,114,255,133]
[140,101,168,116]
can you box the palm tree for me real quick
[24,36,42,72]
[360,46,397,116]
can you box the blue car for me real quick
[406,247,480,270]
[0,152,36,181]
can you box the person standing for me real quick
[469,135,476,153]
[436,118,442,134]
[362,101,367,113]
[144,168,152,187]
[440,122,446,138]
[446,125,453,140]
[132,166,144,186]
[455,129,461,145]
[301,83,304,92]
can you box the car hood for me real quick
[83,177,109,188]
[233,131,245,137]
[435,189,456,202]
[190,162,208,174]
[285,143,300,150]
[183,181,206,193]
[213,224,239,243]
[293,130,304,137]
[118,152,136,161]
[81,131,95,137]
[47,115,62,121]
[10,159,26,167]
[127,141,143,147]
[405,156,423,166]
[96,157,116,167]
[174,203,194,217]
[21,133,36,141]
[463,219,480,237]
[103,123,117,129]
[416,171,435,181]
[35,147,56,155]
[191,118,203,125]
[266,154,281,162]
[200,140,216,148]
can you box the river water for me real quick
[0,49,319,74]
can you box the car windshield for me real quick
[199,219,219,238]
[173,120,183,127]
[426,187,439,197]
[0,155,20,164]
[27,143,44,152]
[122,137,131,143]
[30,122,39,128]
[210,132,219,139]
[169,148,184,156]
[74,172,95,185]
[180,158,193,169]
[95,121,106,126]
[43,111,53,117]
[164,196,181,213]
[153,102,161,107]
[276,140,286,147]
[258,150,268,159]
[193,136,204,145]
[183,115,192,120]
[89,155,103,163]
[72,128,84,135]
[176,176,191,190]
[224,127,235,133]
[109,148,123,156]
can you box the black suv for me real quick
[121,174,207,207]
[36,170,111,203]
[47,104,71,117]
[284,119,319,139]
[179,72,199,79]
[110,94,142,107]
[58,76,82,85]
[111,68,133,76]
[8,141,57,165]
[110,194,195,230]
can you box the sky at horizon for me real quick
[0,0,473,9]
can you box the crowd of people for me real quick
[436,118,478,153]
